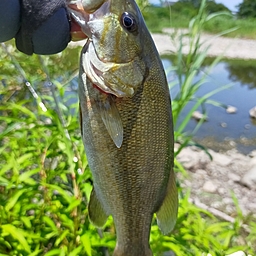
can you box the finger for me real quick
[32,8,71,55]
[0,0,20,42]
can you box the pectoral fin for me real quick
[88,188,108,227]
[156,171,178,235]
[97,95,123,148]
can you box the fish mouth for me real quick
[82,41,144,98]
[68,0,110,40]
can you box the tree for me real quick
[174,0,230,13]
[238,0,256,18]
[178,0,230,12]
[206,1,231,14]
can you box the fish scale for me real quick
[70,0,178,255]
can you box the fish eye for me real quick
[121,12,137,32]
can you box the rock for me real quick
[210,252,250,256]
[197,169,207,176]
[250,157,256,166]
[241,166,256,189]
[223,197,234,205]
[228,173,240,182]
[249,150,256,158]
[211,152,232,167]
[192,111,207,121]
[226,251,247,256]
[220,122,227,128]
[226,105,237,114]
[249,106,256,118]
[162,251,176,256]
[203,181,218,193]
[177,146,211,171]
[218,187,225,194]
[244,124,250,129]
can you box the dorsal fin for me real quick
[156,170,178,235]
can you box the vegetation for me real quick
[0,0,256,255]
[143,1,256,39]
[238,0,256,18]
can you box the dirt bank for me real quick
[177,145,256,218]
[70,29,256,60]
[153,28,256,60]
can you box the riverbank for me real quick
[153,28,256,60]
[156,30,256,217]
[177,145,256,218]
[70,29,256,60]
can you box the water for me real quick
[162,56,256,154]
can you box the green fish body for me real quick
[70,0,178,255]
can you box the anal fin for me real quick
[156,170,178,235]
[88,188,108,228]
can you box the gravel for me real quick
[176,145,256,217]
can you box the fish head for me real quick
[88,0,142,63]
[69,0,148,97]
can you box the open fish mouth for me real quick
[82,41,145,98]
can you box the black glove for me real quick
[0,0,71,55]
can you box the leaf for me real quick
[45,232,58,240]
[28,249,43,256]
[1,224,31,253]
[18,168,40,183]
[55,230,69,246]
[7,103,37,120]
[42,216,58,232]
[21,216,32,229]
[69,245,83,256]
[16,153,34,165]
[81,234,92,256]
[59,214,74,231]
[5,189,27,212]
[65,199,81,213]
[46,184,72,204]
[0,176,10,187]
[44,249,62,256]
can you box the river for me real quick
[162,56,256,154]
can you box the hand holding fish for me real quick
[0,0,71,55]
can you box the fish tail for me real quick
[113,244,153,256]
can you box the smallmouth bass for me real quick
[68,0,178,255]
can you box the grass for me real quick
[0,0,256,255]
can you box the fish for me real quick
[68,0,178,255]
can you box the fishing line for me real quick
[1,42,47,112]
[38,55,84,175]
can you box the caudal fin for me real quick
[113,243,153,256]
